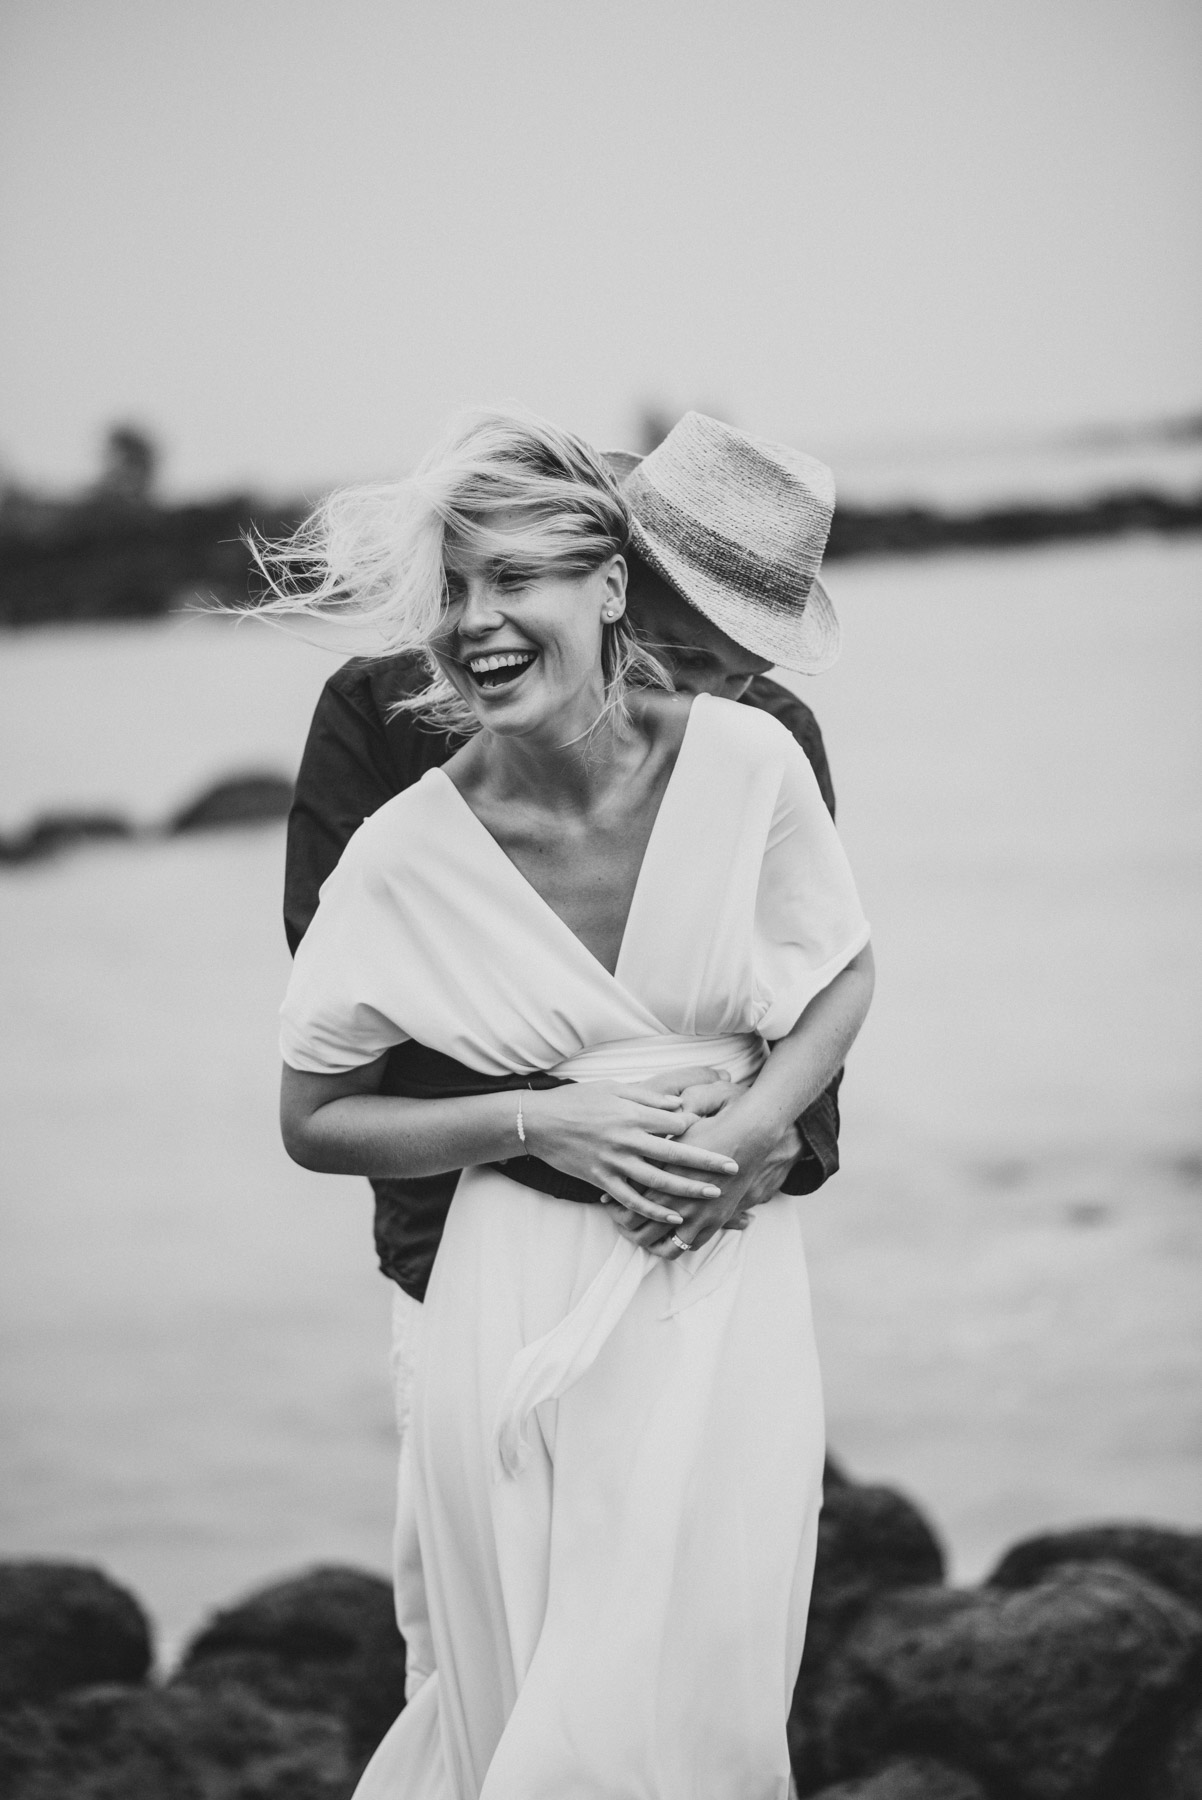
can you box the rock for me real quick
[823,1452,851,1489]
[1142,1695,1202,1800]
[989,1523,1202,1618]
[0,811,136,864]
[801,1481,946,1672]
[0,1681,350,1800]
[169,774,293,834]
[809,1757,988,1799]
[0,1561,152,1710]
[175,1566,405,1766]
[801,1562,1202,1800]
[790,1483,946,1792]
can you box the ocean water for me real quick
[1,535,1200,1664]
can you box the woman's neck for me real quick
[477,708,645,815]
[450,689,690,819]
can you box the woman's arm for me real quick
[612,942,876,1255]
[280,1059,740,1226]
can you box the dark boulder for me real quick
[823,1451,851,1489]
[0,1680,350,1800]
[809,1757,988,1799]
[174,1566,405,1767]
[1140,1694,1202,1800]
[799,1561,1202,1800]
[0,1561,152,1710]
[790,1483,946,1792]
[989,1523,1202,1618]
[802,1480,946,1672]
[169,773,293,834]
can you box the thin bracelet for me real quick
[515,1092,526,1146]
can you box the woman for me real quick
[272,409,873,1798]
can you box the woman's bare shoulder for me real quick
[628,687,695,756]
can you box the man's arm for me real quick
[740,673,843,1193]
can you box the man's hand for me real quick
[655,1066,734,1117]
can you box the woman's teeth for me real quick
[468,651,537,688]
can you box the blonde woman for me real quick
[272,409,873,1799]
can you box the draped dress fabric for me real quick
[280,693,870,1800]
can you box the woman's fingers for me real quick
[621,1158,728,1201]
[602,1180,685,1225]
[631,1129,739,1175]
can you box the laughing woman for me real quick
[268,409,873,1799]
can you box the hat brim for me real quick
[625,511,841,676]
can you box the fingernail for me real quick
[720,1160,739,1173]
[702,1184,721,1197]
[666,1211,684,1223]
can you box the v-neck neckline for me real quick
[430,694,708,989]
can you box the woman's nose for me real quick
[457,577,505,638]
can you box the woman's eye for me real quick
[494,571,531,594]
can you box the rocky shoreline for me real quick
[2,1463,1199,1799]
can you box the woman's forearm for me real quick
[282,1077,526,1178]
[279,1064,734,1220]
[741,944,875,1148]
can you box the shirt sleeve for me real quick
[741,675,836,819]
[284,666,399,955]
[753,735,870,1042]
[279,821,414,1073]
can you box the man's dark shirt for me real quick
[285,655,842,1299]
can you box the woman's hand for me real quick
[521,1080,739,1227]
[606,1086,802,1247]
[606,1094,777,1253]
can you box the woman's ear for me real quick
[601,554,628,625]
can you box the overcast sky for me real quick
[1,0,1199,496]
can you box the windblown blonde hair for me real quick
[248,407,671,735]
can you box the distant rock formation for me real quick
[825,487,1202,562]
[0,485,303,628]
[0,811,137,865]
[168,774,294,835]
[0,772,294,867]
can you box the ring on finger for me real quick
[669,1233,693,1253]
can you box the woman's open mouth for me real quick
[466,650,538,692]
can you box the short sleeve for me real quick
[279,825,413,1073]
[753,736,870,1041]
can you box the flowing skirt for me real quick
[354,1156,825,1800]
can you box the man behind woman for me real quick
[269,409,873,1798]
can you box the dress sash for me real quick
[492,1031,765,1478]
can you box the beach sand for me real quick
[1,537,1199,1663]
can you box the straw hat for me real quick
[605,412,840,674]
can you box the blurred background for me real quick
[1,0,1199,1666]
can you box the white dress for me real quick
[280,693,870,1800]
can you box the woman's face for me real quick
[431,548,627,743]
